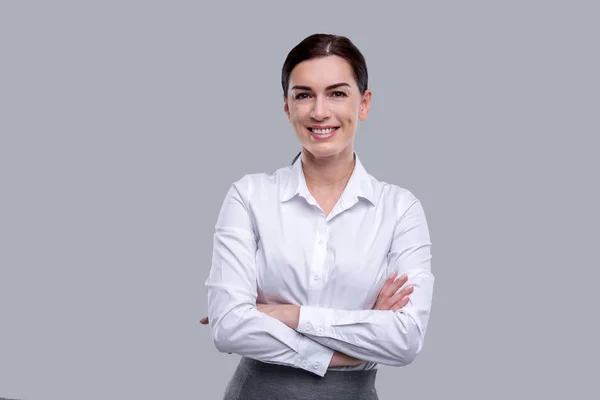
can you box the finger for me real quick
[379,272,397,294]
[387,274,408,295]
[379,273,408,300]
[384,284,414,310]
[200,317,209,324]
[374,273,407,310]
[392,274,409,292]
[381,285,413,310]
[391,296,410,312]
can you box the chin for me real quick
[304,143,348,159]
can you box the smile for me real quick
[307,126,340,140]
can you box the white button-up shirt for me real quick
[205,154,434,377]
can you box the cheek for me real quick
[288,110,308,135]
[332,100,358,116]
[338,105,359,125]
[289,105,309,123]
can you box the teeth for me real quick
[311,128,336,134]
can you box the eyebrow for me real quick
[290,82,351,91]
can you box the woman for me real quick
[201,33,434,399]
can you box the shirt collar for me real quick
[280,153,376,206]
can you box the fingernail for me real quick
[401,274,407,279]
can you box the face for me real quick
[284,55,371,160]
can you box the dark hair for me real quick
[283,34,369,165]
[291,151,301,164]
[281,33,368,98]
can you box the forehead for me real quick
[289,55,356,89]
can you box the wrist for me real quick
[286,305,300,330]
[329,351,363,367]
[265,304,300,330]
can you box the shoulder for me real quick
[369,175,424,218]
[228,164,292,202]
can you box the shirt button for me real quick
[317,328,324,334]
[305,323,311,332]
[312,363,319,370]
[302,360,308,368]
[317,239,324,245]
[313,274,319,280]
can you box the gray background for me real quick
[1,1,598,399]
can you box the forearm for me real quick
[207,284,337,376]
[207,275,361,371]
[299,309,424,366]
[250,303,363,368]
[296,272,434,366]
[259,284,432,366]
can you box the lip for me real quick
[307,126,340,140]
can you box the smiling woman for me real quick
[283,34,371,169]
[202,33,434,400]
[285,55,371,163]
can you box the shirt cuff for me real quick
[295,333,334,377]
[297,305,335,338]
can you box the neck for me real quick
[301,147,356,188]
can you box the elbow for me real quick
[210,312,238,354]
[388,321,426,366]
[388,341,421,367]
[209,304,254,354]
[210,318,227,353]
[401,335,423,366]
[212,326,234,354]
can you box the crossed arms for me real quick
[203,183,434,377]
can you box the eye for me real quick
[294,92,311,100]
[330,91,348,98]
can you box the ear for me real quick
[283,95,291,122]
[358,89,372,121]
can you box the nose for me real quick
[310,95,330,121]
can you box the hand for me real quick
[329,351,364,367]
[373,272,413,312]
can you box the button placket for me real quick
[308,219,328,294]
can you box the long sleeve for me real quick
[205,178,335,377]
[295,196,434,366]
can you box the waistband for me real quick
[240,356,378,381]
[224,357,379,399]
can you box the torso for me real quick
[234,161,413,312]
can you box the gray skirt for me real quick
[222,357,378,400]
